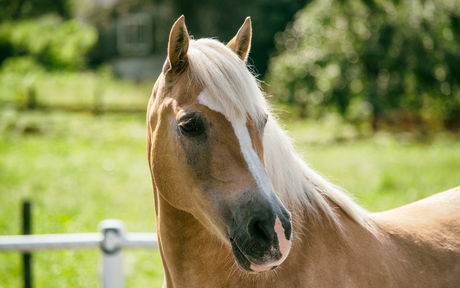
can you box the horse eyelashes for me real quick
[180,120,197,131]
[179,115,206,137]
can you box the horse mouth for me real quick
[230,238,277,274]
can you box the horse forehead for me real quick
[156,70,201,105]
[197,90,263,154]
[172,81,202,106]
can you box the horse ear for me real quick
[167,15,190,74]
[227,17,252,62]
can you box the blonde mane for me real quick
[187,38,375,233]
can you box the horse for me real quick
[146,16,460,287]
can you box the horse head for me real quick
[147,16,292,273]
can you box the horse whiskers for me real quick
[226,261,240,283]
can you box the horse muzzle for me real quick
[229,211,292,274]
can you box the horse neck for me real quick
[284,202,413,287]
[155,190,237,288]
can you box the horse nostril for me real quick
[249,218,274,246]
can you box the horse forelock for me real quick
[187,39,267,124]
[185,38,376,235]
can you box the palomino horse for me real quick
[146,16,460,287]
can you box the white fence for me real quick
[0,219,158,288]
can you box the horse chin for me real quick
[230,238,278,274]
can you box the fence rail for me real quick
[0,219,158,288]
[0,232,157,252]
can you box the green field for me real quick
[1,104,460,287]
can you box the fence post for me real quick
[22,201,32,288]
[98,219,125,288]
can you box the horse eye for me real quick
[178,113,206,137]
[180,120,197,132]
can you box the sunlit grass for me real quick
[298,136,460,212]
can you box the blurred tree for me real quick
[267,0,460,130]
[0,0,71,22]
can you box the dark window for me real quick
[117,13,152,56]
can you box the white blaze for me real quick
[198,91,272,196]
[199,90,291,270]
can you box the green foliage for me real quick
[267,0,460,127]
[0,15,97,70]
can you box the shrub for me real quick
[0,15,97,70]
[267,0,460,129]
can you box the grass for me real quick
[0,79,459,287]
[285,118,460,212]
